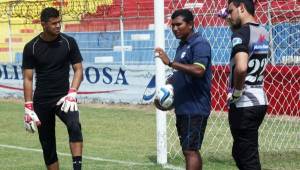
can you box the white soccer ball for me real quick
[157,84,174,110]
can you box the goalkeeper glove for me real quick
[56,88,78,113]
[24,101,41,133]
[227,88,243,104]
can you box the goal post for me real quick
[154,0,167,165]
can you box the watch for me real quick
[168,61,173,67]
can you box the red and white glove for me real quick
[56,88,78,113]
[24,101,41,133]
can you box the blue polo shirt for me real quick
[172,32,212,116]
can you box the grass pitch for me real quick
[0,100,299,169]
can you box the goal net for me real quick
[164,0,300,168]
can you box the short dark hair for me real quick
[171,9,194,23]
[228,0,255,16]
[40,7,59,22]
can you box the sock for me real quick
[72,156,82,170]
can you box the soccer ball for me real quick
[156,84,174,110]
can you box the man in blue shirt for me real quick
[155,9,212,170]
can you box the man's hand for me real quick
[227,88,243,104]
[154,97,174,111]
[154,48,172,67]
[24,101,41,133]
[154,98,168,111]
[56,88,78,113]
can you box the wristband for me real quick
[68,88,77,93]
[233,89,243,97]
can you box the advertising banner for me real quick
[0,64,157,104]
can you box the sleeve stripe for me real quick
[194,62,206,70]
[61,35,71,51]
[32,38,39,56]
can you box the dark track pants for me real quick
[34,101,83,165]
[229,104,267,170]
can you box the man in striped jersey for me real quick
[226,0,269,169]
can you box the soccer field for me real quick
[0,100,299,170]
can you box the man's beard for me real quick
[229,18,242,30]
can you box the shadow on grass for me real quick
[204,155,236,170]
[148,155,157,164]
[260,150,300,169]
[146,150,300,170]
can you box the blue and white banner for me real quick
[0,64,158,104]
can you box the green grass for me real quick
[0,101,299,169]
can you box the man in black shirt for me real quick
[225,0,269,169]
[22,7,83,170]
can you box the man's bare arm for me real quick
[233,52,248,90]
[70,62,83,90]
[23,69,34,102]
[171,62,206,77]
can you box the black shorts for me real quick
[176,114,208,151]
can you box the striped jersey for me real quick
[229,23,269,107]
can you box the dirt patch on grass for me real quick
[0,98,167,113]
[82,103,156,112]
